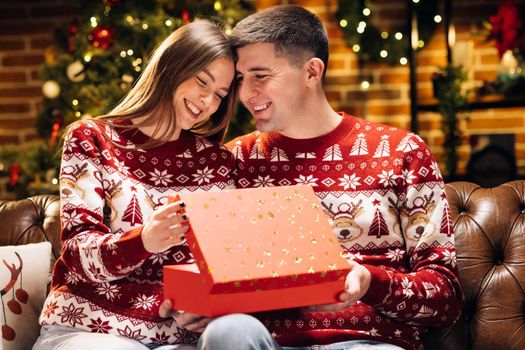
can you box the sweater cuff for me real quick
[359,264,392,306]
[119,226,151,263]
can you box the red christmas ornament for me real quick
[69,19,79,35]
[182,10,191,24]
[8,163,21,187]
[50,115,63,144]
[102,0,122,6]
[68,19,79,53]
[88,26,113,49]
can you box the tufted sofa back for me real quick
[0,195,61,263]
[422,181,525,350]
[1,181,524,349]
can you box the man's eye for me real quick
[255,74,268,79]
[236,76,244,82]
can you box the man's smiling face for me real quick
[236,43,308,135]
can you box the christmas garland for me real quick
[336,0,439,64]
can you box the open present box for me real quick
[163,185,350,317]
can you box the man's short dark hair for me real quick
[231,5,329,77]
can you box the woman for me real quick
[33,20,236,350]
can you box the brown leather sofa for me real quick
[1,181,524,349]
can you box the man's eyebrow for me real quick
[248,67,271,72]
[236,66,272,75]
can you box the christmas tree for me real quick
[1,0,254,198]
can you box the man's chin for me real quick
[255,120,273,132]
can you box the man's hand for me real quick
[307,261,371,312]
[159,299,212,333]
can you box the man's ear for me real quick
[305,57,324,88]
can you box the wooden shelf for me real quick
[417,94,525,112]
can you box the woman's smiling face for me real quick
[172,56,234,131]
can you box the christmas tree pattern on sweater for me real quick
[227,113,462,350]
[39,120,235,345]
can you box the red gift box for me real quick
[163,185,350,317]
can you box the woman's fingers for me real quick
[153,201,186,220]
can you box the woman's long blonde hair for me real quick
[99,20,235,146]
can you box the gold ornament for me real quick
[66,60,85,82]
[43,46,58,66]
[42,80,61,99]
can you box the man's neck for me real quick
[279,96,342,139]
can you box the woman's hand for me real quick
[141,201,189,253]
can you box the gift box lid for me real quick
[173,185,349,293]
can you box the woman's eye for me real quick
[196,77,207,86]
[215,93,225,100]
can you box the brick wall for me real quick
[255,0,524,177]
[0,0,74,144]
[1,0,524,177]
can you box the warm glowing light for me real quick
[339,19,348,28]
[352,44,360,52]
[434,15,442,23]
[400,57,408,65]
[361,81,370,89]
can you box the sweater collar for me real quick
[114,119,193,149]
[263,112,356,151]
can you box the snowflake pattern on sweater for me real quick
[39,120,235,345]
[227,113,463,350]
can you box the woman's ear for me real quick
[305,57,324,88]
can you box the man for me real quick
[161,5,463,350]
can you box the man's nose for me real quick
[238,80,255,104]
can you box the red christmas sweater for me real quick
[39,120,235,345]
[227,113,463,350]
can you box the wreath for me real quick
[336,0,439,65]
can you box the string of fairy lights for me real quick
[336,0,441,90]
